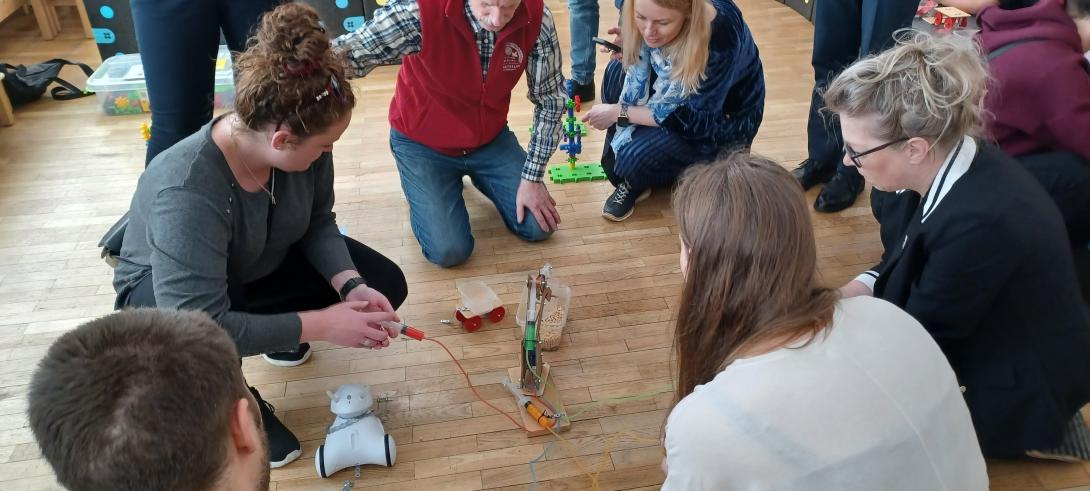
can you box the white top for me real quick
[662,296,988,491]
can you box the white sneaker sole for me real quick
[262,348,312,368]
[270,448,302,469]
[602,188,652,222]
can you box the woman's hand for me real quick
[582,103,620,130]
[345,285,398,315]
[604,26,623,61]
[300,301,399,349]
[838,280,874,299]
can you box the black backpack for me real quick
[0,58,95,106]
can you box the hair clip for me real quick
[315,75,346,103]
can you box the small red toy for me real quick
[454,306,506,332]
[932,6,969,30]
[453,281,506,333]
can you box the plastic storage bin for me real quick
[86,46,235,116]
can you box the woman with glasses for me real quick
[828,30,1090,461]
[111,3,408,468]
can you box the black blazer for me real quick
[869,141,1090,457]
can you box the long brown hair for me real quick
[233,2,356,137]
[620,0,713,94]
[671,154,839,402]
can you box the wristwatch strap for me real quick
[339,276,367,301]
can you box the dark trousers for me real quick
[122,236,408,317]
[131,0,280,166]
[598,60,756,191]
[806,0,919,173]
[1017,152,1090,247]
[1017,152,1090,303]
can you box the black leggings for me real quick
[131,0,280,165]
[122,236,408,317]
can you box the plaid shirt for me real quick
[332,0,566,182]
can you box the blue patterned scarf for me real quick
[611,44,691,153]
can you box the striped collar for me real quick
[921,135,977,223]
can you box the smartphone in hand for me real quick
[592,36,622,53]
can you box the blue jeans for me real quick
[390,128,553,267]
[567,0,600,85]
[131,0,279,166]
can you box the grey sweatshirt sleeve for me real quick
[148,185,302,356]
[298,155,355,283]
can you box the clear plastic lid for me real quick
[86,46,234,93]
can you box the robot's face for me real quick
[328,384,374,417]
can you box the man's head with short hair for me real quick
[28,309,269,491]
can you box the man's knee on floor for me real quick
[514,219,554,243]
[422,238,474,268]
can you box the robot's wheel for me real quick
[488,306,506,323]
[464,316,483,332]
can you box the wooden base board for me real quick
[507,366,571,437]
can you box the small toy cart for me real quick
[453,281,506,332]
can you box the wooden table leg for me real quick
[29,0,57,40]
[0,73,15,126]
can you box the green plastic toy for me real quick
[548,162,608,184]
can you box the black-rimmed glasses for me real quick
[844,137,910,168]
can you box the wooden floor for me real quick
[2,3,1089,490]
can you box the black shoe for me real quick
[263,343,311,368]
[571,79,595,102]
[249,387,302,468]
[814,166,864,213]
[790,159,836,191]
[603,182,651,222]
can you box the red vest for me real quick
[389,0,544,155]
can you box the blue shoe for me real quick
[602,182,650,222]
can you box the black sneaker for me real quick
[814,166,864,213]
[263,343,311,367]
[249,387,302,468]
[603,182,651,222]
[571,79,595,102]
[790,159,836,191]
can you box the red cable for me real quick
[426,337,526,431]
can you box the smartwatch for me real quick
[339,276,367,301]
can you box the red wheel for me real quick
[489,306,506,323]
[455,309,467,323]
[465,316,483,332]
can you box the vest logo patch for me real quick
[502,42,524,72]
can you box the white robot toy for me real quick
[315,384,397,478]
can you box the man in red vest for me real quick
[333,0,567,267]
